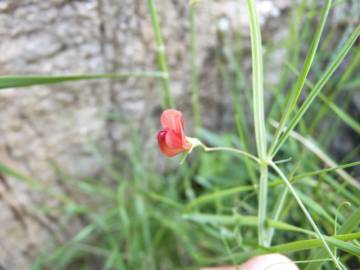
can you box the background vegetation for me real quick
[0,0,359,269]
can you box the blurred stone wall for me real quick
[0,0,354,269]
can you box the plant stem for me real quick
[147,0,174,109]
[269,161,342,270]
[202,146,260,164]
[258,165,268,245]
[267,188,288,245]
[245,0,268,247]
[189,5,201,129]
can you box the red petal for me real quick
[165,129,183,149]
[160,109,184,133]
[157,130,184,157]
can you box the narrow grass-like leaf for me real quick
[270,232,360,256]
[310,47,360,133]
[269,0,332,156]
[0,162,79,206]
[281,126,360,189]
[271,25,360,157]
[268,0,308,119]
[286,60,360,135]
[320,94,360,134]
[147,0,174,108]
[267,188,288,245]
[184,212,360,255]
[189,4,201,128]
[305,207,360,270]
[270,161,341,269]
[186,160,359,210]
[0,72,164,90]
[0,162,42,189]
[183,213,310,234]
[297,190,334,224]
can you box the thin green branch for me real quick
[189,5,201,128]
[305,208,360,270]
[267,188,289,246]
[269,161,342,269]
[147,0,174,108]
[202,146,260,164]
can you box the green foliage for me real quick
[0,1,359,270]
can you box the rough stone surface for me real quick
[0,1,356,269]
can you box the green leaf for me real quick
[305,208,360,270]
[272,24,360,157]
[0,72,164,90]
[269,0,332,156]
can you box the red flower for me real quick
[157,109,191,157]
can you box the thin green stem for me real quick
[189,5,201,129]
[269,161,342,270]
[267,188,289,245]
[258,165,269,246]
[147,0,174,108]
[216,29,258,189]
[246,0,268,247]
[202,146,260,164]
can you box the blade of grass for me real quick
[216,29,258,191]
[268,190,289,240]
[267,160,303,246]
[0,162,75,205]
[271,24,360,157]
[280,125,360,189]
[245,0,268,247]
[297,190,335,224]
[194,230,360,266]
[186,160,359,210]
[269,0,332,156]
[321,95,360,134]
[285,60,360,135]
[310,47,360,134]
[147,0,174,108]
[184,212,360,254]
[183,213,310,234]
[269,161,341,269]
[269,232,360,256]
[0,72,164,90]
[305,207,360,270]
[189,4,201,128]
[268,0,308,120]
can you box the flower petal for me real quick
[164,129,184,149]
[157,130,184,157]
[160,109,184,133]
